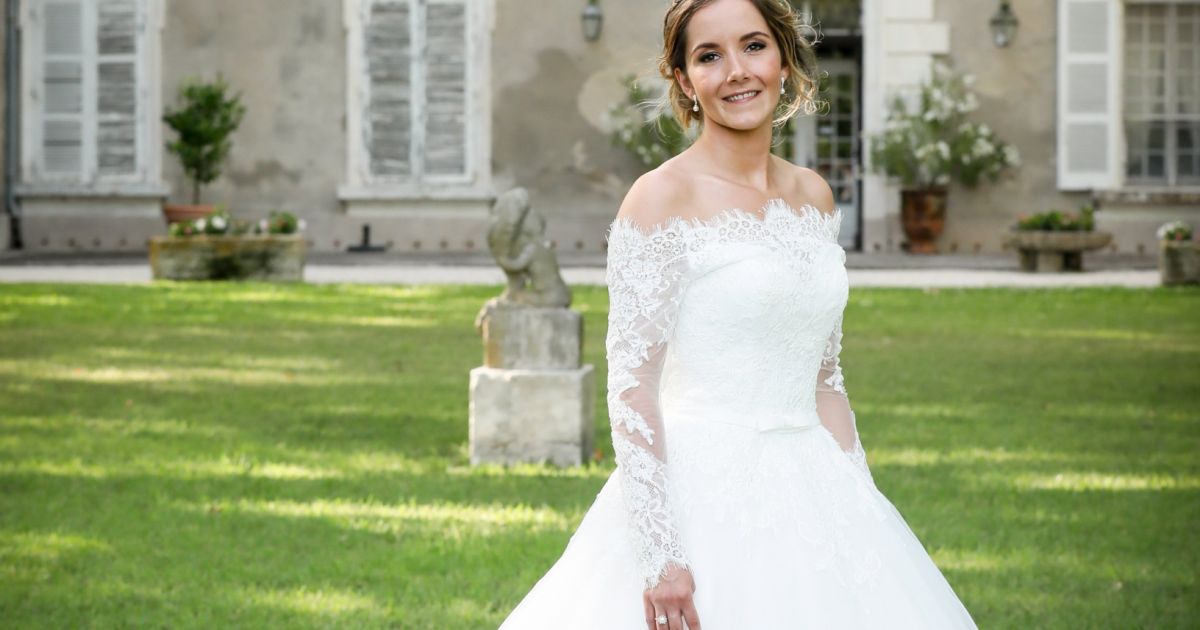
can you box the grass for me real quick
[0,281,1197,628]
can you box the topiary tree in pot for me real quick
[161,75,245,224]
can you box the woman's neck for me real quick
[691,120,778,192]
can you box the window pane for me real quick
[98,61,137,175]
[1124,121,1168,184]
[98,0,137,55]
[366,0,412,177]
[44,61,82,114]
[423,1,467,176]
[44,119,82,174]
[45,2,83,55]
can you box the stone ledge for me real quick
[1096,188,1200,206]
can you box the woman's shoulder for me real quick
[776,157,837,217]
[613,160,696,230]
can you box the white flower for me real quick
[196,218,206,231]
[1004,145,1021,166]
[937,141,951,160]
[211,216,227,230]
[258,218,269,230]
[979,124,991,136]
[973,138,994,158]
[297,219,307,232]
[1157,220,1192,240]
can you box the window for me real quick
[1124,1,1200,187]
[21,0,159,186]
[343,0,491,194]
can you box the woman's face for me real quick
[675,0,787,132]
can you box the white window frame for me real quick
[17,0,164,193]
[340,0,493,200]
[1122,0,1200,190]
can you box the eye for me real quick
[698,51,718,63]
[747,41,766,52]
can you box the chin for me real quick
[716,113,773,131]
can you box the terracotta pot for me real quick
[900,188,947,254]
[162,203,216,226]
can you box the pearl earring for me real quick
[692,95,699,112]
[781,76,786,95]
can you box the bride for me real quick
[499,1,977,628]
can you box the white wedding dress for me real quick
[499,199,977,629]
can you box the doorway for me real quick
[791,50,862,250]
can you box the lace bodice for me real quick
[604,198,872,590]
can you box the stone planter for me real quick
[1159,240,1200,286]
[148,234,306,281]
[1004,230,1113,272]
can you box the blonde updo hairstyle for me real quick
[658,0,822,129]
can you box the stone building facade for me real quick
[2,0,1196,256]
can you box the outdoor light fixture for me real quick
[582,0,603,42]
[989,1,1019,48]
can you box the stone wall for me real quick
[934,0,1093,254]
[491,0,663,255]
[934,0,1193,256]
[162,0,346,250]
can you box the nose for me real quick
[726,53,750,83]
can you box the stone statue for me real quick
[469,187,594,467]
[484,187,572,308]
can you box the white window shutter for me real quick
[1057,0,1122,190]
[96,0,139,177]
[42,0,85,176]
[422,0,468,177]
[365,0,414,178]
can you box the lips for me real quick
[723,90,761,104]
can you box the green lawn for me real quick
[0,282,1197,628]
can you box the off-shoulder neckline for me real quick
[608,197,842,237]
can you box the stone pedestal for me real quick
[469,304,594,467]
[1160,241,1200,286]
[469,365,594,467]
[478,303,581,369]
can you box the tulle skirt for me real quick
[498,415,977,629]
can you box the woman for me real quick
[499,1,977,628]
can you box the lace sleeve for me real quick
[604,219,690,590]
[815,313,875,484]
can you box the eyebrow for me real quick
[690,31,770,55]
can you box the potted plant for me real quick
[1004,204,1113,272]
[149,207,307,281]
[606,74,694,169]
[161,75,246,225]
[1156,221,1198,286]
[867,63,1020,253]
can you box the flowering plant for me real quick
[868,63,1019,189]
[1156,221,1194,242]
[606,74,693,168]
[168,207,305,237]
[254,210,306,235]
[1015,205,1095,232]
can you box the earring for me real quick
[692,95,699,112]
[781,76,787,95]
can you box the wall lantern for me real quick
[989,1,1019,48]
[582,0,603,42]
